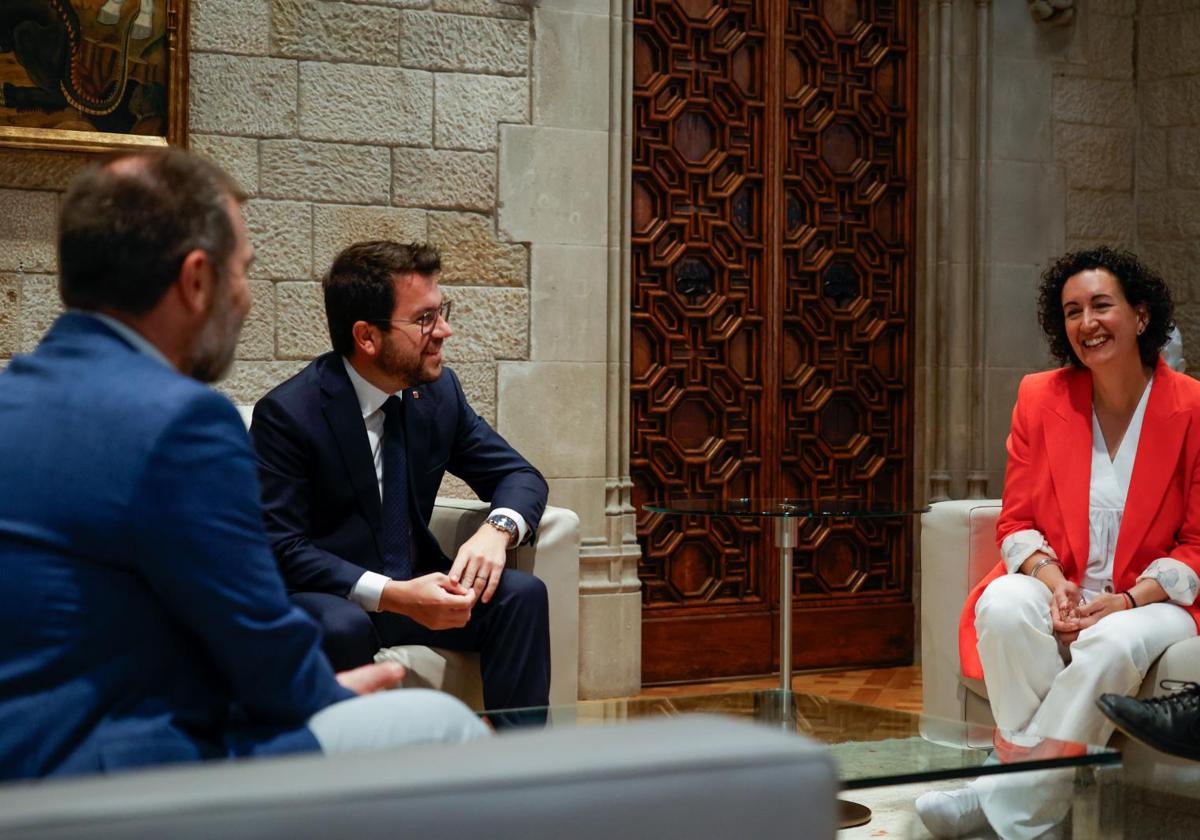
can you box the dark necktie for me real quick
[380,396,413,581]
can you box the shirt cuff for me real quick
[348,570,389,612]
[490,507,528,547]
[1137,558,1200,607]
[1000,529,1058,575]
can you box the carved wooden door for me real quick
[632,0,917,683]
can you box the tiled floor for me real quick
[639,664,924,714]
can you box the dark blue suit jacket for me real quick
[0,314,352,780]
[250,353,548,595]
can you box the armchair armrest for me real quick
[920,500,1001,724]
[429,498,580,704]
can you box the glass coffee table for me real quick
[642,497,930,692]
[486,688,1120,830]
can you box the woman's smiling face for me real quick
[1061,268,1147,372]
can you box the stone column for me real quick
[497,0,641,699]
[1137,2,1200,353]
[921,0,1078,502]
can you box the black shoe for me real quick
[1097,680,1200,762]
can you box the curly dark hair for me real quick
[1036,246,1174,369]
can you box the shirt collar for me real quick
[79,310,173,369]
[341,355,401,419]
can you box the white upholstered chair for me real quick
[921,499,1200,782]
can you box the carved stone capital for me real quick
[1028,0,1075,27]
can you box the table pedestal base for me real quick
[838,799,872,828]
[773,523,873,831]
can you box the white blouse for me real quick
[1000,376,1200,605]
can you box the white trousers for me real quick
[308,688,490,754]
[969,574,1196,839]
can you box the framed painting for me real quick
[0,0,188,153]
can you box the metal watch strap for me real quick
[486,513,518,546]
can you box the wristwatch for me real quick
[486,513,519,547]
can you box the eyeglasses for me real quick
[370,301,452,336]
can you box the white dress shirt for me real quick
[1000,376,1200,604]
[341,358,527,611]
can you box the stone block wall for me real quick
[980,1,1138,494]
[1138,0,1200,354]
[0,1,535,455]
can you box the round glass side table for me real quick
[643,497,929,830]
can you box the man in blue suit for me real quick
[251,241,551,709]
[0,150,485,780]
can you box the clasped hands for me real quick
[1049,580,1128,644]
[333,523,511,694]
[377,521,510,630]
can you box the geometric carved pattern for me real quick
[633,0,768,612]
[633,0,916,682]
[780,1,914,602]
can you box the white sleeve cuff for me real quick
[348,570,389,612]
[490,507,528,546]
[1000,529,1058,575]
[1137,558,1200,607]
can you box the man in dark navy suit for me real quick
[251,241,552,710]
[0,151,485,781]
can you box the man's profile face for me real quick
[189,199,254,383]
[374,272,452,388]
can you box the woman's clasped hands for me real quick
[1049,579,1084,644]
[1050,580,1129,644]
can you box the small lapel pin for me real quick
[411,391,420,399]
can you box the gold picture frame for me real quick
[0,0,189,154]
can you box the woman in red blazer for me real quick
[919,248,1200,839]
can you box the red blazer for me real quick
[959,357,1200,680]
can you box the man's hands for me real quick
[374,521,511,629]
[448,522,510,604]
[379,573,476,629]
[336,661,406,695]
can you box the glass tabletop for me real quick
[485,689,1118,791]
[642,497,930,518]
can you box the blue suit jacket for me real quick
[250,353,548,595]
[0,314,351,780]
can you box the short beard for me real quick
[188,290,244,384]
[377,334,437,387]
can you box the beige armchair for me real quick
[921,499,1200,780]
[375,498,580,708]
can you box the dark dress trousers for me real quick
[250,353,551,709]
[0,315,351,780]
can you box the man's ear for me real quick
[350,321,381,360]
[175,248,217,315]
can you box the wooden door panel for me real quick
[634,0,917,684]
[632,0,769,624]
[779,3,915,615]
